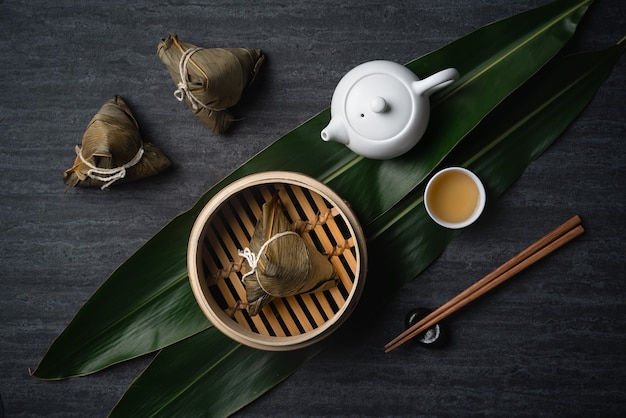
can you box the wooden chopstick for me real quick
[384,215,584,353]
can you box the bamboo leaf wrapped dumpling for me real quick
[157,34,265,134]
[63,95,171,190]
[238,196,339,316]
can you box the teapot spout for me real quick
[321,117,349,145]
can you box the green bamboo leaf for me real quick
[33,0,592,379]
[110,40,625,417]
[363,38,626,301]
[31,211,211,379]
[455,40,626,197]
[325,0,593,222]
[110,328,319,417]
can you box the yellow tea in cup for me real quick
[424,167,486,229]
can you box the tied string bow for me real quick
[173,47,227,113]
[77,145,144,190]
[238,231,299,296]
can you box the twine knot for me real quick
[238,231,299,293]
[173,47,225,113]
[77,146,144,189]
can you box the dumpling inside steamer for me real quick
[235,195,339,316]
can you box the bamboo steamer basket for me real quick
[188,171,367,351]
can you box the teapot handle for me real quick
[412,68,460,97]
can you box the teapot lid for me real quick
[344,72,414,141]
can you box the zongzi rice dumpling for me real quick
[237,195,339,316]
[63,95,171,190]
[157,34,265,134]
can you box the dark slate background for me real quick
[1,0,624,416]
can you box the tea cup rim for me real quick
[424,166,486,229]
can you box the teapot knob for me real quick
[370,96,388,113]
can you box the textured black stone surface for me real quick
[1,0,624,416]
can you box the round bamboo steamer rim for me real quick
[187,171,368,351]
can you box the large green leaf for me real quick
[33,0,592,379]
[110,328,320,417]
[326,0,594,222]
[364,39,626,302]
[110,40,625,417]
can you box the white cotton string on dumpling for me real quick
[157,34,265,134]
[235,196,339,316]
[63,95,171,190]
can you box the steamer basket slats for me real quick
[277,184,356,300]
[188,172,367,351]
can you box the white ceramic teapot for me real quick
[321,60,459,159]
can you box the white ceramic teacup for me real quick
[424,167,486,229]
